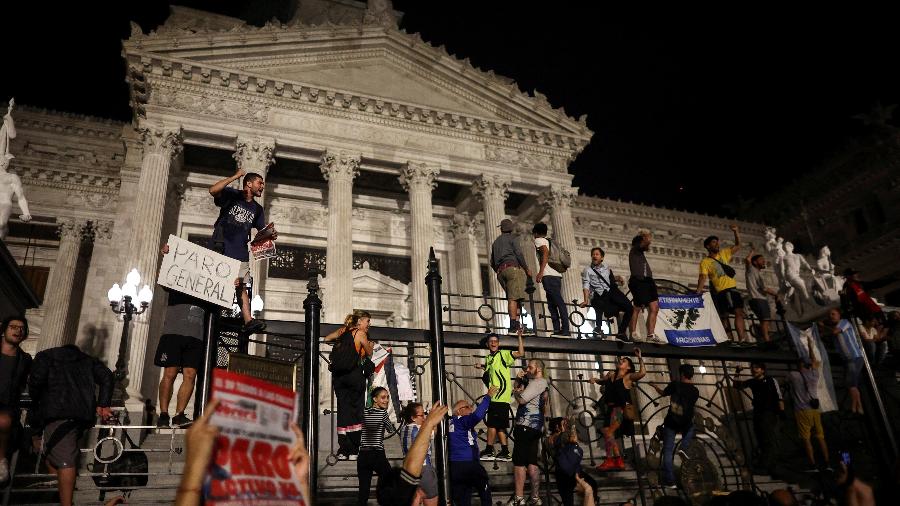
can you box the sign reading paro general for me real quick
[157,234,241,308]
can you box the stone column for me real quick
[121,124,183,404]
[38,218,89,351]
[74,220,115,349]
[471,175,511,327]
[234,136,276,355]
[320,150,360,324]
[539,185,580,306]
[399,162,440,329]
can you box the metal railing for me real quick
[4,264,899,505]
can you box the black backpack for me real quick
[329,330,359,374]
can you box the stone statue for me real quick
[782,241,813,312]
[0,98,32,239]
[812,245,843,305]
[764,228,788,298]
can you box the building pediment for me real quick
[124,7,593,144]
[351,264,409,294]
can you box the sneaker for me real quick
[157,412,170,428]
[348,453,358,461]
[508,320,521,333]
[172,413,193,427]
[551,330,571,338]
[241,318,266,334]
[662,482,678,490]
[0,458,9,483]
[526,497,542,506]
[647,334,666,344]
[506,496,526,506]
[824,465,834,472]
[496,448,512,461]
[479,447,496,461]
[802,465,819,473]
[615,334,632,343]
[336,453,350,461]
[522,327,536,336]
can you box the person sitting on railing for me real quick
[401,402,438,505]
[357,386,394,506]
[449,386,499,506]
[508,359,549,506]
[732,362,785,476]
[745,247,779,348]
[547,416,598,506]
[474,329,525,462]
[325,309,375,461]
[0,315,32,484]
[589,347,645,471]
[491,218,534,334]
[650,363,700,489]
[580,247,633,342]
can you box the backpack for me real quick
[556,441,583,476]
[329,330,359,374]
[545,238,572,273]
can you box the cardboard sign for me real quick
[206,370,305,505]
[157,235,241,308]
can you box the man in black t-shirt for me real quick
[209,168,272,334]
[652,363,700,489]
[733,362,785,476]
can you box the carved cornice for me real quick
[9,164,120,194]
[14,105,126,140]
[123,19,590,135]
[127,53,589,160]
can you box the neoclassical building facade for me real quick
[4,2,772,409]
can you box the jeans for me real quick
[542,276,570,333]
[661,425,695,484]
[450,460,491,505]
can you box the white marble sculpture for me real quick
[764,228,788,297]
[812,245,843,304]
[0,98,32,239]
[782,241,813,313]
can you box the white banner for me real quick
[157,234,241,308]
[633,293,729,346]
[787,323,839,412]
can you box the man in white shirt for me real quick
[532,223,571,337]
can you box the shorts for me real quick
[714,288,744,315]
[419,463,438,499]
[485,401,510,432]
[154,334,204,370]
[795,409,824,439]
[748,298,771,319]
[498,266,526,302]
[845,356,864,388]
[628,278,659,307]
[43,419,81,469]
[511,425,541,466]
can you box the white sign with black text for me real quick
[157,234,240,308]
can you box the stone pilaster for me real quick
[539,185,580,306]
[320,150,360,324]
[471,175,511,327]
[399,162,440,329]
[121,124,183,404]
[38,218,89,351]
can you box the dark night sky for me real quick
[2,1,897,216]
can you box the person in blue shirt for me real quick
[449,386,497,506]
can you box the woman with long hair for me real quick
[324,309,373,460]
[590,347,645,471]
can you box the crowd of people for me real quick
[1,169,896,506]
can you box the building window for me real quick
[480,265,491,296]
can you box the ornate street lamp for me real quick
[107,268,152,414]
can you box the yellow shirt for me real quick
[699,247,737,292]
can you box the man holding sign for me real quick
[209,167,273,335]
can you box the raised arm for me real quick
[511,328,525,359]
[730,224,741,255]
[10,176,31,220]
[209,168,245,197]
[629,348,646,381]
[324,325,347,342]
[403,403,448,477]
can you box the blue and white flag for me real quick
[635,293,729,346]
[787,323,839,412]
